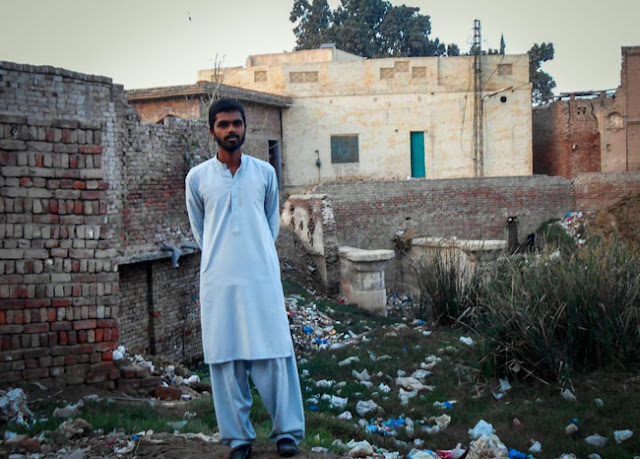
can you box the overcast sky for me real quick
[1,0,638,94]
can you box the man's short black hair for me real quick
[208,98,246,129]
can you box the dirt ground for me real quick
[16,383,343,459]
[582,191,640,247]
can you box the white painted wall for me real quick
[200,50,533,188]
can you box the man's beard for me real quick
[214,132,245,153]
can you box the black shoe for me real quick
[277,438,298,457]
[229,443,251,459]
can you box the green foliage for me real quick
[537,219,576,254]
[411,249,477,325]
[475,239,640,382]
[290,0,459,58]
[528,42,557,105]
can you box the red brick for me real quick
[74,201,83,214]
[0,311,5,325]
[62,129,70,143]
[20,177,33,187]
[97,319,116,328]
[52,299,71,307]
[95,328,104,342]
[14,311,24,324]
[96,341,117,352]
[73,319,97,330]
[78,330,87,343]
[154,386,181,400]
[102,351,112,361]
[73,180,85,190]
[58,332,68,345]
[51,322,71,331]
[24,323,49,334]
[49,199,58,213]
[23,368,49,379]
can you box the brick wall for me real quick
[0,112,120,387]
[117,253,202,363]
[533,98,601,178]
[315,176,575,290]
[573,171,640,211]
[0,61,209,387]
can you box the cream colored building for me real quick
[199,47,533,189]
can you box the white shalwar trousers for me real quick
[209,356,305,449]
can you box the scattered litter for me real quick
[378,383,391,393]
[356,400,380,417]
[328,395,348,410]
[346,439,374,457]
[0,388,35,426]
[407,449,438,459]
[594,397,604,407]
[565,423,578,435]
[58,418,92,439]
[353,369,371,381]
[366,417,406,436]
[167,420,188,431]
[339,356,360,366]
[468,420,496,440]
[436,443,466,459]
[466,434,508,459]
[315,379,334,388]
[459,336,474,346]
[587,454,602,459]
[529,440,542,453]
[613,429,633,444]
[338,411,353,420]
[512,418,521,427]
[433,400,456,410]
[560,389,577,402]
[584,434,607,447]
[53,400,84,419]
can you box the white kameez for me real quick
[185,154,293,364]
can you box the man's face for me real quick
[211,111,246,153]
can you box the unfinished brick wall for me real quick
[573,172,640,211]
[533,97,601,178]
[0,61,210,387]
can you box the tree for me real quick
[290,0,334,50]
[290,0,459,58]
[528,42,556,105]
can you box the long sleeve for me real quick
[185,171,205,249]
[264,167,280,241]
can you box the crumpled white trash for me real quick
[585,434,607,447]
[347,439,374,457]
[356,400,379,417]
[613,429,633,444]
[468,419,496,440]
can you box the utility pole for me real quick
[472,19,483,177]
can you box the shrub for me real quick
[475,239,640,382]
[410,248,476,325]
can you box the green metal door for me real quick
[410,131,425,178]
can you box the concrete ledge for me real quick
[339,246,394,262]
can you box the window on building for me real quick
[331,135,359,163]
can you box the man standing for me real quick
[185,99,304,459]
